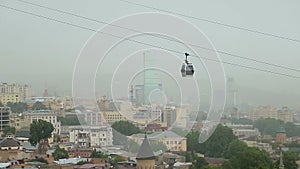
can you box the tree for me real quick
[53,147,68,160]
[57,116,80,126]
[254,118,282,136]
[90,150,108,158]
[6,102,28,113]
[223,140,248,158]
[254,118,300,137]
[3,126,16,135]
[186,130,200,152]
[223,147,274,169]
[275,151,298,169]
[284,122,300,137]
[0,102,4,107]
[198,124,237,157]
[32,101,47,110]
[190,156,208,169]
[111,121,141,136]
[29,119,54,154]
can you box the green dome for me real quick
[276,126,286,133]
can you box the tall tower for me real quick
[136,135,155,169]
[226,77,238,107]
[276,126,287,144]
[144,52,161,105]
[129,85,134,103]
[279,149,284,169]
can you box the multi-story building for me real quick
[129,130,187,152]
[277,107,293,123]
[0,93,23,104]
[10,114,30,130]
[68,148,93,158]
[0,83,31,101]
[133,105,162,123]
[163,106,177,128]
[135,85,145,106]
[0,107,10,131]
[250,106,294,123]
[250,106,278,121]
[225,124,260,139]
[69,126,113,147]
[85,111,102,126]
[103,111,126,124]
[26,110,61,135]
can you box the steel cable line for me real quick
[1,4,300,79]
[12,0,300,73]
[118,0,300,43]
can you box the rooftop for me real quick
[136,135,155,160]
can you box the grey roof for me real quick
[132,131,183,139]
[21,142,38,151]
[0,138,20,147]
[16,127,30,138]
[150,130,182,139]
[136,135,155,160]
[54,158,90,165]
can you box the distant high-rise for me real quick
[143,52,162,105]
[0,107,10,131]
[43,88,49,97]
[163,106,177,128]
[226,77,238,108]
[135,85,145,106]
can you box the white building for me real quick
[225,124,260,139]
[69,126,113,147]
[85,111,102,126]
[26,110,61,135]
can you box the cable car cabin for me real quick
[181,63,186,77]
[186,63,194,76]
[181,63,194,77]
[181,52,194,77]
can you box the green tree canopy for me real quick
[90,150,108,158]
[275,151,298,169]
[223,140,248,159]
[3,126,16,135]
[198,124,237,157]
[53,147,68,160]
[186,130,200,152]
[32,101,47,110]
[111,120,141,136]
[190,156,208,169]
[254,118,282,136]
[223,147,274,169]
[254,118,300,137]
[29,119,54,146]
[6,102,28,113]
[57,116,80,126]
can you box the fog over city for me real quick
[1,0,300,108]
[1,1,300,168]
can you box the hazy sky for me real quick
[0,0,299,107]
